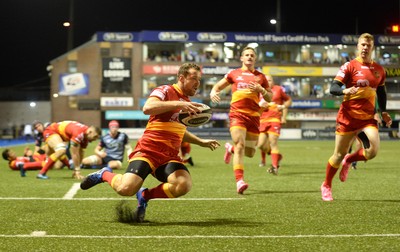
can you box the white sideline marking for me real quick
[62,183,81,199]
[0,233,399,239]
[0,197,244,201]
[30,231,46,236]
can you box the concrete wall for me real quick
[0,101,51,136]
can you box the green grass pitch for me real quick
[0,140,399,251]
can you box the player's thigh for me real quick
[230,127,246,145]
[268,133,279,147]
[115,173,143,195]
[46,134,65,150]
[334,133,355,157]
[244,131,258,157]
[257,132,268,148]
[363,127,380,152]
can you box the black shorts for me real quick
[125,160,189,182]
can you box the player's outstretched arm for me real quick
[182,131,220,151]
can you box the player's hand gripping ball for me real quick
[178,103,212,127]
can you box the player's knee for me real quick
[246,152,255,158]
[335,152,346,161]
[364,149,378,160]
[173,179,192,197]
[54,143,67,155]
[109,160,122,169]
[234,143,245,153]
[55,149,67,157]
[245,147,256,157]
[83,155,99,166]
[115,185,136,197]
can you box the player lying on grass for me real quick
[2,147,46,177]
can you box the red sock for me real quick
[234,169,244,182]
[102,170,116,183]
[39,154,56,174]
[324,162,339,187]
[346,149,367,163]
[146,183,170,200]
[59,155,70,169]
[271,153,280,167]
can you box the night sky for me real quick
[1,0,399,87]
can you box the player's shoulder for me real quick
[149,84,172,97]
[372,61,385,71]
[227,68,241,75]
[273,85,284,92]
[120,131,129,137]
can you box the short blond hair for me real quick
[358,33,374,45]
[241,46,256,56]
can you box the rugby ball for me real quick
[178,104,212,127]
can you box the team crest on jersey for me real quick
[374,71,381,78]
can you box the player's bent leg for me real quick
[113,173,143,197]
[361,127,380,160]
[53,160,65,170]
[135,162,191,223]
[38,147,67,179]
[340,154,351,182]
[165,169,192,197]
[81,155,102,169]
[117,160,151,196]
[363,148,378,160]
[108,160,123,170]
[244,139,257,158]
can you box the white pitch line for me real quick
[0,233,399,239]
[62,183,81,199]
[31,231,47,236]
[0,197,244,201]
